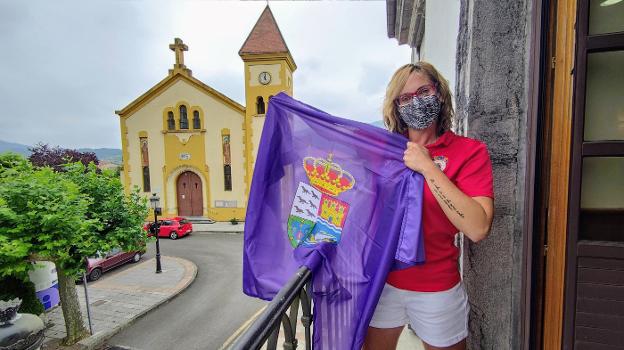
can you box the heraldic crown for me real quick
[303,154,355,196]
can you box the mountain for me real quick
[0,140,122,164]
[370,120,385,128]
[78,148,123,164]
[0,140,31,156]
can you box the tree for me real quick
[0,154,148,345]
[0,163,94,344]
[28,143,99,172]
[0,152,32,174]
[64,162,148,251]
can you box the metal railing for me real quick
[230,266,314,350]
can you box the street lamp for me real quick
[149,193,162,274]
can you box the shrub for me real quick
[0,276,44,315]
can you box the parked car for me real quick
[143,217,193,240]
[86,248,143,281]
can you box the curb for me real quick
[75,256,198,350]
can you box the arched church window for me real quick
[179,105,188,129]
[256,96,265,115]
[140,137,150,192]
[222,131,232,191]
[142,166,151,192]
[167,111,175,130]
[224,165,232,191]
[193,110,201,129]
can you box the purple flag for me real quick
[243,93,425,349]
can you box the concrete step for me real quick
[192,222,244,233]
[186,216,216,224]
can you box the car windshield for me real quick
[179,219,188,225]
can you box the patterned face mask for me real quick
[397,95,441,130]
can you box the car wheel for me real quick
[132,252,141,263]
[88,268,102,282]
[169,231,178,240]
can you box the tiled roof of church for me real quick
[239,6,290,55]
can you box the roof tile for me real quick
[239,6,290,55]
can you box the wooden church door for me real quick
[177,171,203,217]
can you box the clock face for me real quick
[259,72,271,85]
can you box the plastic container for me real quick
[28,261,60,311]
[35,286,60,310]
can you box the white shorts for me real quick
[369,282,469,347]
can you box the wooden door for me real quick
[562,1,624,348]
[177,171,203,217]
[542,1,624,348]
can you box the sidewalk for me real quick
[42,256,197,350]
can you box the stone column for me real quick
[455,0,532,348]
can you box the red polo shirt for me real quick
[386,131,494,292]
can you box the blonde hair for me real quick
[382,62,454,136]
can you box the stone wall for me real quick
[455,0,532,348]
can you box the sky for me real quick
[0,1,411,149]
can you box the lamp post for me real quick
[149,193,162,274]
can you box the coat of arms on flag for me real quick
[287,154,355,248]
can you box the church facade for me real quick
[116,6,295,221]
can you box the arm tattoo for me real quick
[428,178,465,218]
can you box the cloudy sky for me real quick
[0,1,411,149]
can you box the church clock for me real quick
[258,71,271,85]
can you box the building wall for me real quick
[419,0,461,125]
[455,0,531,348]
[122,77,246,220]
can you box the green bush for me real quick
[0,276,44,315]
[230,218,239,225]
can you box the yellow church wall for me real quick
[122,77,246,220]
[242,59,294,115]
[119,118,131,194]
[248,64,283,87]
[250,116,266,170]
[203,113,247,220]
[162,131,207,215]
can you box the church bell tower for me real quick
[239,5,297,198]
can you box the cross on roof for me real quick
[169,38,188,68]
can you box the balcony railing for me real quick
[230,266,314,350]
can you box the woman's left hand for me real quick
[403,142,435,175]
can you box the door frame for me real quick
[165,165,210,217]
[524,0,560,348]
[176,170,204,217]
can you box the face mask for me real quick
[397,95,441,130]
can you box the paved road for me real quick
[104,233,266,350]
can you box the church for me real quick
[115,6,295,221]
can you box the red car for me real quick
[143,217,193,240]
[86,248,143,281]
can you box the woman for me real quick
[363,62,494,350]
